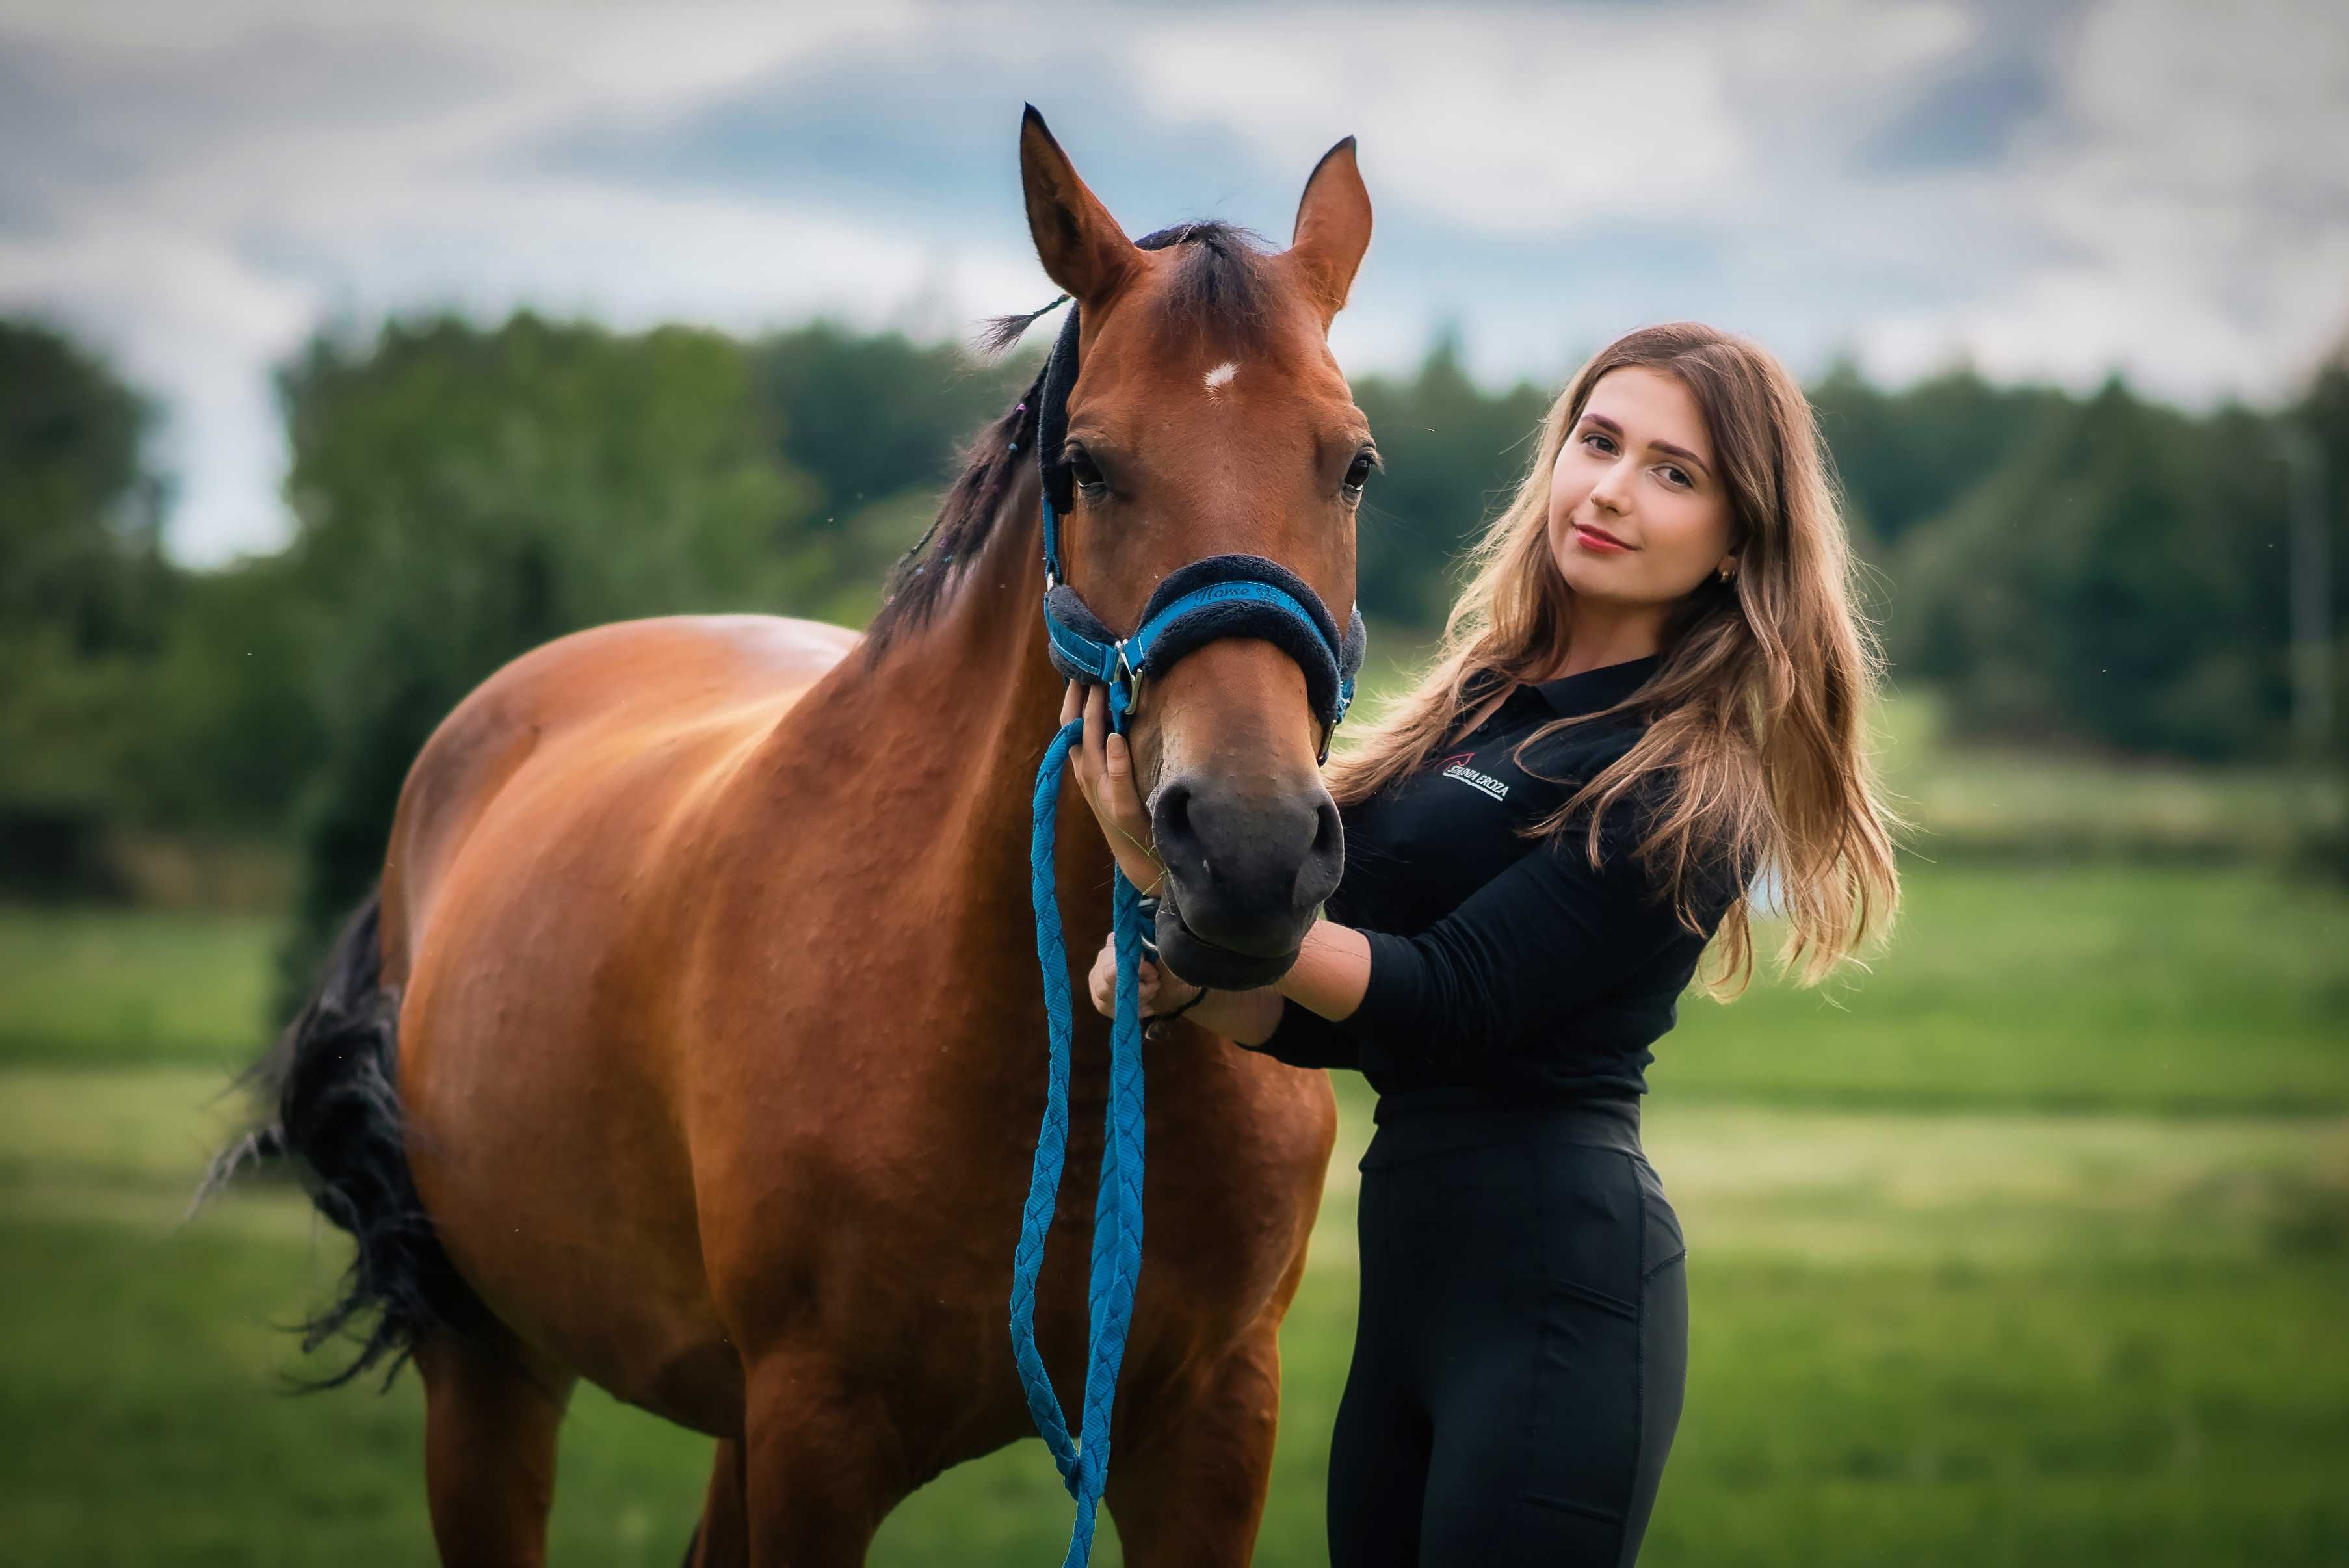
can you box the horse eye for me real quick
[1068,449,1105,493]
[1343,452,1376,496]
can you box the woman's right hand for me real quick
[1088,931,1175,1019]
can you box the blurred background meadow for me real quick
[3,1,2345,1563]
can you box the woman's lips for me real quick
[1574,523,1634,553]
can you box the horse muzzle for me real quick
[1147,776,1342,990]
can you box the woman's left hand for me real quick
[1062,679,1164,892]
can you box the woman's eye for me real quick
[1582,432,1614,454]
[1662,465,1691,488]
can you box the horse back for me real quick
[380,614,858,988]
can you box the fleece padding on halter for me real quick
[1042,553,1365,740]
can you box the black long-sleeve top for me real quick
[1246,653,1742,1103]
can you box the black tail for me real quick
[202,888,482,1389]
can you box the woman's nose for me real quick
[1590,459,1634,514]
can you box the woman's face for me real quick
[1546,365,1739,609]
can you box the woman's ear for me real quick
[1019,105,1140,303]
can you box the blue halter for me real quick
[1009,274,1365,1567]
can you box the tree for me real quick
[0,319,176,896]
[755,320,1033,525]
[1810,358,2071,549]
[1350,334,1553,629]
[748,322,1037,625]
[1889,378,2296,759]
[0,319,172,655]
[272,312,816,997]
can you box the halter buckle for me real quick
[1114,643,1145,722]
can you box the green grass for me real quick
[1663,862,2349,1114]
[1,856,2345,1563]
[1872,686,2344,863]
[0,906,282,1069]
[1653,1258,2349,1566]
[2,1069,2342,1566]
[9,859,2339,1112]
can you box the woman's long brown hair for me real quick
[1328,322,1904,996]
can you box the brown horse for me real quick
[233,109,1376,1565]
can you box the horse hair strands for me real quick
[196,891,487,1390]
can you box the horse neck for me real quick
[835,471,1105,896]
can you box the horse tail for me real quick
[202,887,484,1389]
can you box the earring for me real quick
[1717,564,1734,584]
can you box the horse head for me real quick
[1019,109,1374,990]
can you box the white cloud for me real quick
[1857,0,2349,399]
[1125,1,1991,236]
[1,0,2342,563]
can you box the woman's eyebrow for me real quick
[1581,412,1711,474]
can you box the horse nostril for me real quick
[1295,795,1344,910]
[1153,781,1198,866]
[1311,797,1341,861]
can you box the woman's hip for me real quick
[1353,1097,1681,1336]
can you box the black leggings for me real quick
[1327,1096,1686,1568]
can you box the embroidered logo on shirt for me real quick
[1436,751,1510,802]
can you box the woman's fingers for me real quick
[1089,937,1116,1017]
[1081,684,1108,791]
[1104,733,1140,827]
[1088,933,1166,1019]
[1059,679,1160,890]
[1070,683,1110,809]
[1064,681,1092,795]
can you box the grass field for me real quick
[2,856,2345,1565]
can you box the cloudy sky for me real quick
[5,0,2344,564]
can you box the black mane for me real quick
[865,222,1276,655]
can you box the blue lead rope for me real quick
[1008,295,1365,1563]
[1011,716,1149,1567]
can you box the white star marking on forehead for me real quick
[1203,361,1239,393]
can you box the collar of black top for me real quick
[1532,652,1664,718]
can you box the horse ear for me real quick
[1288,137,1372,326]
[1019,106,1138,303]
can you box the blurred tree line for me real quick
[3,309,2344,947]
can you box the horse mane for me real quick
[865,222,1276,656]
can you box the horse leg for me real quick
[686,1437,751,1567]
[740,1354,908,1567]
[414,1323,575,1568]
[1105,1327,1286,1568]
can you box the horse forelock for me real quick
[1134,221,1277,352]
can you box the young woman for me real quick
[1067,320,1902,1566]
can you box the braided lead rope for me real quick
[1010,720,1084,1478]
[1012,716,1149,1567]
